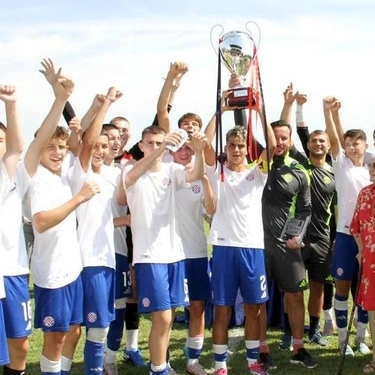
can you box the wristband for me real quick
[296,104,304,123]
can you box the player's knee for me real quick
[87,327,109,344]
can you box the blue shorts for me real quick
[82,266,115,328]
[332,232,359,280]
[211,246,268,306]
[135,261,188,313]
[185,258,211,302]
[115,253,132,301]
[0,300,9,366]
[3,275,32,338]
[34,274,83,332]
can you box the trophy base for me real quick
[227,87,255,109]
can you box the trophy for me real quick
[210,22,261,108]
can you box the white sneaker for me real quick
[339,341,355,356]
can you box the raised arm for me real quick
[66,116,82,156]
[0,85,23,180]
[201,174,216,215]
[258,98,276,165]
[185,133,207,182]
[280,83,296,123]
[203,90,231,166]
[330,99,345,149]
[323,96,341,159]
[79,88,122,172]
[24,60,74,177]
[157,62,188,133]
[294,93,310,156]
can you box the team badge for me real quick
[336,268,344,277]
[142,298,151,308]
[162,177,172,186]
[43,316,55,327]
[246,172,255,181]
[87,312,97,323]
[191,184,201,194]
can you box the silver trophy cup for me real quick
[210,22,260,108]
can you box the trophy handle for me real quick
[209,24,224,56]
[245,21,261,58]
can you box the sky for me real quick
[1,0,375,150]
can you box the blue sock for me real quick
[42,372,61,375]
[61,371,69,375]
[245,340,259,362]
[107,308,126,351]
[334,294,348,329]
[357,304,368,324]
[84,340,105,375]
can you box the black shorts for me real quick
[302,234,332,283]
[264,235,308,293]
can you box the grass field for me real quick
[18,300,373,375]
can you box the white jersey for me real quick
[333,150,372,234]
[68,160,116,269]
[0,161,11,298]
[2,162,30,276]
[30,165,82,289]
[176,179,208,259]
[124,162,189,264]
[108,165,128,257]
[207,164,267,249]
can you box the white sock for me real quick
[126,329,139,351]
[104,348,117,364]
[61,356,73,372]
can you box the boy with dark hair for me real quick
[25,61,100,375]
[0,84,25,374]
[324,96,371,356]
[203,92,276,374]
[122,125,207,375]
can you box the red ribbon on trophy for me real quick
[210,22,270,176]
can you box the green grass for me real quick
[17,301,373,374]
[7,223,372,374]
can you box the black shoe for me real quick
[290,348,318,369]
[259,352,277,371]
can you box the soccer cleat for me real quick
[308,330,328,346]
[339,341,355,356]
[248,362,271,374]
[103,362,119,375]
[356,340,371,355]
[258,352,277,371]
[186,362,208,375]
[279,331,292,351]
[213,369,228,375]
[123,349,147,367]
[290,348,319,369]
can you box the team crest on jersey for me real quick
[142,298,151,308]
[87,312,97,323]
[246,172,255,181]
[282,173,293,183]
[162,177,172,186]
[43,316,55,327]
[191,184,201,194]
[323,176,332,185]
[336,268,344,277]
